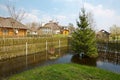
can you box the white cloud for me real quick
[54,15,67,20]
[84,2,120,31]
[30,9,41,16]
[41,15,52,22]
[85,3,115,18]
[0,4,7,11]
[22,12,40,23]
[22,9,74,26]
[22,2,120,31]
[22,9,52,24]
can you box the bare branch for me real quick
[6,4,26,22]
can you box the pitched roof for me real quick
[0,17,27,29]
[97,29,110,35]
[43,21,61,30]
[29,26,38,32]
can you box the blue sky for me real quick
[0,0,120,31]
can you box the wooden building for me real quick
[0,17,27,37]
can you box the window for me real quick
[3,29,8,35]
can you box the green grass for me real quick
[53,34,68,37]
[7,63,120,80]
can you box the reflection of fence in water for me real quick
[0,51,46,78]
[0,47,68,79]
[97,41,120,65]
[97,41,120,53]
[98,52,120,65]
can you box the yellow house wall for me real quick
[63,30,69,35]
[17,29,26,37]
[0,28,2,36]
[0,28,27,37]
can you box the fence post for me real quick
[59,40,60,56]
[26,42,28,67]
[59,40,60,48]
[46,40,47,60]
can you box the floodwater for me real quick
[71,52,120,74]
[0,48,120,79]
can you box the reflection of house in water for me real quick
[96,30,110,42]
[0,17,27,37]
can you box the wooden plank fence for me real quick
[0,37,68,60]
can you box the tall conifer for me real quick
[71,8,98,57]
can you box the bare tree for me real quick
[6,4,26,22]
[26,22,40,28]
[68,23,75,34]
[87,12,96,31]
[110,25,120,40]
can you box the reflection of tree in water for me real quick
[71,54,97,66]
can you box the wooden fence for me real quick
[0,37,69,60]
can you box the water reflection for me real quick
[0,51,47,78]
[98,52,120,65]
[0,49,120,79]
[97,52,120,73]
[71,52,120,74]
[0,47,68,79]
[97,60,120,74]
[71,54,97,66]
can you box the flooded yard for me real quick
[0,48,120,79]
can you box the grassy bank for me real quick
[7,63,120,80]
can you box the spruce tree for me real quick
[71,8,98,57]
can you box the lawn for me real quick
[7,63,120,80]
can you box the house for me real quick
[26,22,40,36]
[96,29,110,42]
[43,21,61,34]
[28,26,38,36]
[0,17,27,37]
[37,27,52,35]
[61,26,69,35]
